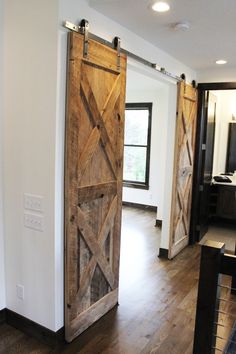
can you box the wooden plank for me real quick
[70,289,118,341]
[64,33,81,322]
[77,127,100,182]
[65,30,126,342]
[73,197,118,309]
[77,207,115,290]
[78,182,117,202]
[169,82,197,259]
[80,75,117,178]
[71,32,126,73]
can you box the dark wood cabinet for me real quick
[216,185,236,220]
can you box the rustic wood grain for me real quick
[64,31,127,342]
[169,82,197,259]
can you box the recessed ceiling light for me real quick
[152,2,170,12]
[216,59,227,65]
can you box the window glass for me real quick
[124,109,149,145]
[123,146,147,183]
[123,103,152,189]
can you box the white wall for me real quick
[198,68,236,83]
[58,0,196,264]
[0,0,6,310]
[3,0,59,330]
[212,90,236,175]
[0,0,197,330]
[160,84,178,250]
[123,68,170,221]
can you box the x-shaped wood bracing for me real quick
[173,99,196,239]
[181,104,195,166]
[72,196,118,311]
[175,175,192,235]
[78,72,120,182]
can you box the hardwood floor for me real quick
[0,323,50,353]
[0,207,201,354]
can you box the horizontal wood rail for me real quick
[193,241,236,354]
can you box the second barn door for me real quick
[169,82,197,259]
[65,32,127,342]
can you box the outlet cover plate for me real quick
[24,193,43,213]
[24,212,44,232]
[16,284,24,300]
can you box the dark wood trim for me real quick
[226,122,232,172]
[123,181,149,190]
[0,308,6,324]
[4,309,64,347]
[190,89,205,244]
[155,219,162,228]
[221,254,236,277]
[198,82,236,90]
[158,248,169,259]
[122,201,157,212]
[190,81,236,245]
[124,102,152,189]
[193,241,225,354]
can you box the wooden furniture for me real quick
[210,183,236,221]
[217,185,236,219]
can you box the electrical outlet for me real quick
[24,193,43,213]
[24,212,44,232]
[16,284,24,300]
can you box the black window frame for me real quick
[123,102,152,190]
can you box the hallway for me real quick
[0,207,200,353]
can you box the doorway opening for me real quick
[119,61,176,293]
[191,82,236,254]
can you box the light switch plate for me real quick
[24,193,43,213]
[24,212,44,232]
[16,284,24,300]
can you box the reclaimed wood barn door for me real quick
[65,32,127,342]
[169,82,197,259]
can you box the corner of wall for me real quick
[0,0,6,311]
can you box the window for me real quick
[123,102,152,189]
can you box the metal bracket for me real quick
[202,143,206,151]
[80,19,89,58]
[114,37,121,70]
[64,20,80,33]
[152,64,166,73]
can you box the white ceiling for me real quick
[90,0,236,71]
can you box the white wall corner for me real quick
[0,0,6,311]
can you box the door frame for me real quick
[190,81,236,244]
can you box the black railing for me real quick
[193,240,236,354]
